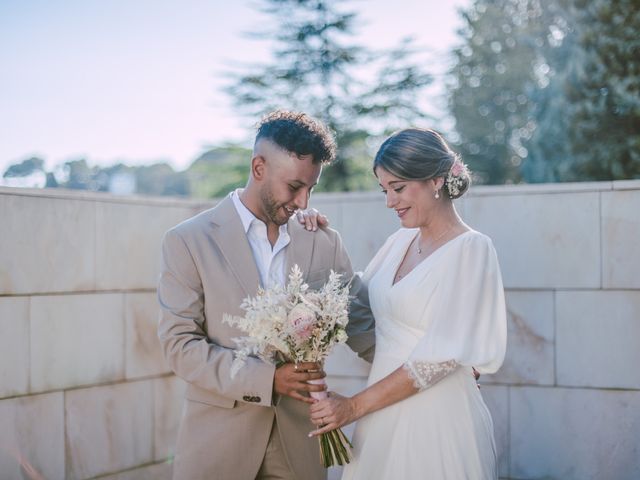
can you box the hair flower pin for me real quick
[445,158,468,198]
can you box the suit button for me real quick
[253,396,261,403]
[242,395,251,402]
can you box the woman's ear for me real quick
[430,177,445,190]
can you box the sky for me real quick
[0,0,470,175]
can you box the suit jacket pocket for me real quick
[185,384,236,408]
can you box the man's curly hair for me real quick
[255,111,337,165]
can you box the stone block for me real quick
[602,190,640,288]
[98,461,172,480]
[154,376,187,462]
[510,387,640,479]
[485,291,555,385]
[0,392,64,480]
[463,192,601,288]
[95,202,193,290]
[0,194,95,294]
[556,290,640,389]
[0,297,29,398]
[307,196,344,234]
[338,198,398,271]
[126,292,169,379]
[30,293,124,392]
[65,381,154,479]
[480,385,509,478]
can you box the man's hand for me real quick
[296,208,329,231]
[274,362,327,404]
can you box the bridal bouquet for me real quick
[222,264,353,467]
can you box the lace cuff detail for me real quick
[403,359,459,391]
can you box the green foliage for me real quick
[187,145,252,198]
[3,156,45,178]
[225,0,432,191]
[449,0,562,184]
[450,0,640,183]
[558,0,640,180]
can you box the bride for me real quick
[309,128,507,479]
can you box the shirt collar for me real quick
[230,189,289,236]
[230,189,255,233]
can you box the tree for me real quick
[449,0,565,184]
[225,0,433,191]
[187,145,252,198]
[450,0,640,184]
[2,156,45,178]
[558,0,640,180]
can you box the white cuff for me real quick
[403,359,458,391]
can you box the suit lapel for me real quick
[208,196,260,297]
[285,220,314,283]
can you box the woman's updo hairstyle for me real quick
[373,128,471,199]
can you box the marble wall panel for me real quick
[462,193,601,288]
[98,462,172,480]
[338,198,398,271]
[510,387,640,479]
[0,194,95,294]
[602,190,640,288]
[0,297,30,398]
[125,292,169,379]
[0,392,64,480]
[485,291,555,386]
[30,293,124,392]
[95,203,193,290]
[556,290,640,389]
[65,381,154,479]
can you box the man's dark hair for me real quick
[255,111,337,165]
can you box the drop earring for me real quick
[434,190,440,199]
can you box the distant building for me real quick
[108,171,136,195]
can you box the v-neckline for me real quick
[391,230,473,288]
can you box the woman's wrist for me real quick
[350,394,367,422]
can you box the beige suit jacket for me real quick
[157,195,374,480]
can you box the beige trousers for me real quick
[256,419,297,480]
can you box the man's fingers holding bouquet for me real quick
[274,362,327,403]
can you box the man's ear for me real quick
[251,155,266,181]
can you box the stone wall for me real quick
[1,181,639,479]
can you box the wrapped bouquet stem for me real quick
[309,379,353,466]
[223,265,354,468]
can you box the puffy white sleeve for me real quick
[404,233,507,390]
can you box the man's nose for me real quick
[293,189,310,210]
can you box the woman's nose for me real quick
[386,192,396,208]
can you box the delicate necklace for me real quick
[416,226,454,255]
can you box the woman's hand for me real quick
[296,208,329,231]
[308,392,359,436]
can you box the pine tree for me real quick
[225,0,433,191]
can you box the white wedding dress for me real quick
[342,228,507,480]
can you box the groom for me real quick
[157,111,375,480]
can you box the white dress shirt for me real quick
[231,189,291,288]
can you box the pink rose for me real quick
[451,160,464,176]
[288,304,316,342]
